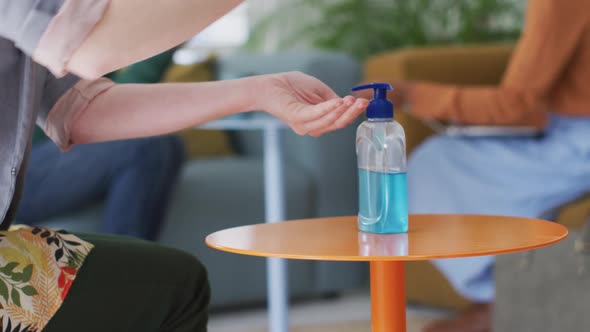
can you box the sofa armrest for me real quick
[365,43,514,84]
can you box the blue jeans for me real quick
[407,114,590,302]
[16,136,185,241]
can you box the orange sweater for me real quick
[412,0,590,129]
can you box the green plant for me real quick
[246,0,524,60]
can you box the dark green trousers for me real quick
[42,234,210,332]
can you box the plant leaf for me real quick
[21,265,32,283]
[54,248,64,262]
[245,0,523,60]
[11,323,21,332]
[10,289,20,307]
[1,263,18,276]
[0,279,8,302]
[20,286,38,297]
[10,273,21,283]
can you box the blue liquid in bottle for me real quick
[358,169,408,234]
[353,82,408,234]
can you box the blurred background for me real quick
[179,0,524,62]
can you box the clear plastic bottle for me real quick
[352,83,408,234]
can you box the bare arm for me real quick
[72,77,255,144]
[67,72,368,146]
[68,0,244,79]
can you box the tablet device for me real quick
[401,107,542,137]
[423,119,541,137]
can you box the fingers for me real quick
[298,98,352,135]
[334,98,369,129]
[307,98,369,137]
[352,88,374,101]
[294,97,349,124]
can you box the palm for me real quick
[271,72,333,110]
[262,72,368,137]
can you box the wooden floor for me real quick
[209,291,449,332]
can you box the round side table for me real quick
[206,214,568,332]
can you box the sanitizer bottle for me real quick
[352,83,408,234]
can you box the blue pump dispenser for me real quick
[352,83,408,234]
[351,83,394,119]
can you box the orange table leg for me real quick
[370,261,406,332]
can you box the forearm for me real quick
[411,83,548,129]
[68,0,243,79]
[71,77,257,144]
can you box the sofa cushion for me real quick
[158,157,318,307]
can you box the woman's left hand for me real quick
[256,72,369,137]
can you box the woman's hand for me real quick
[256,72,369,137]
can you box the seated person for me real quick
[378,0,590,331]
[0,0,368,330]
[17,50,184,241]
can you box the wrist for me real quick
[246,75,266,112]
[246,74,277,114]
[221,75,263,116]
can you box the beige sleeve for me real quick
[44,78,115,151]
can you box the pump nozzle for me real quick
[352,83,394,119]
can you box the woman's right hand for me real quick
[255,72,369,137]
